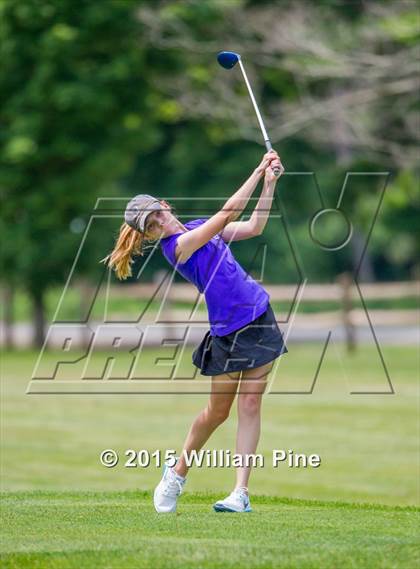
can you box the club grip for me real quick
[264,141,281,176]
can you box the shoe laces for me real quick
[233,487,249,503]
[163,473,184,498]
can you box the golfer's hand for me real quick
[264,155,284,183]
[255,150,279,175]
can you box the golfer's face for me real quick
[144,206,174,240]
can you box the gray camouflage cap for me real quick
[124,194,165,232]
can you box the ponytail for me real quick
[102,222,144,280]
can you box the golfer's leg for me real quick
[235,361,273,490]
[174,372,240,478]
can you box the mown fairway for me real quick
[1,346,419,568]
[1,491,419,569]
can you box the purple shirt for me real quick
[160,218,270,336]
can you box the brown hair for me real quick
[102,199,173,280]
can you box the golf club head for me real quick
[217,51,240,69]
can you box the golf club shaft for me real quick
[237,60,280,176]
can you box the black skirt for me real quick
[192,303,288,376]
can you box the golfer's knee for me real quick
[206,403,230,426]
[238,394,261,417]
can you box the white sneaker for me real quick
[153,463,186,513]
[213,487,252,513]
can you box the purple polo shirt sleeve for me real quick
[161,218,208,266]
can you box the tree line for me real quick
[1,0,418,346]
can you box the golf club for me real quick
[217,51,281,176]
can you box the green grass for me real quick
[2,346,419,503]
[1,491,419,569]
[1,346,419,568]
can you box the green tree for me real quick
[0,0,162,346]
[134,0,419,283]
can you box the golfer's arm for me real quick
[221,169,263,223]
[219,177,277,242]
[248,177,277,235]
[175,169,262,262]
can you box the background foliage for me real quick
[1,0,418,345]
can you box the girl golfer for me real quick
[104,149,287,513]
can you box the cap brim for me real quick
[139,201,165,232]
